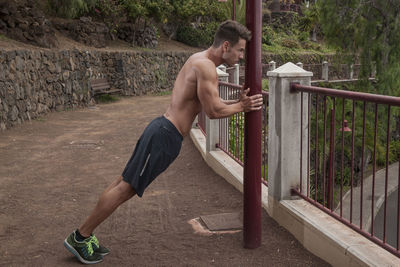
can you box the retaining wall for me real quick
[0,49,190,130]
[0,49,338,131]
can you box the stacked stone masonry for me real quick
[0,49,190,130]
[0,48,345,131]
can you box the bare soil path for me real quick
[0,95,329,266]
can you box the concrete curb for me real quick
[190,127,400,267]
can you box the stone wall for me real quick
[0,49,190,130]
[0,48,335,131]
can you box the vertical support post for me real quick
[267,62,312,204]
[349,64,354,80]
[205,117,219,153]
[371,63,377,78]
[232,0,236,21]
[217,66,229,82]
[218,64,227,72]
[244,0,262,249]
[296,62,303,69]
[322,61,329,81]
[269,61,276,71]
[234,63,240,85]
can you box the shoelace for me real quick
[83,240,95,256]
[89,235,99,249]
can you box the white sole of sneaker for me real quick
[64,238,103,264]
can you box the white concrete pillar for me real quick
[349,64,354,80]
[322,61,329,81]
[269,61,276,71]
[234,64,240,85]
[371,63,376,78]
[296,62,303,69]
[206,117,219,152]
[218,65,226,72]
[216,67,229,82]
[267,62,312,201]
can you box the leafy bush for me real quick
[122,0,173,23]
[390,140,400,164]
[262,79,269,91]
[46,0,96,19]
[218,0,246,25]
[280,38,300,49]
[298,31,309,42]
[170,0,225,23]
[262,26,276,46]
[176,22,219,48]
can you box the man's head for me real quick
[212,20,252,66]
[212,20,252,48]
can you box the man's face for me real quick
[222,38,246,67]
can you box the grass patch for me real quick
[262,79,269,91]
[94,94,120,103]
[34,116,46,122]
[153,90,172,96]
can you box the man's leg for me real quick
[78,176,136,237]
[64,177,136,264]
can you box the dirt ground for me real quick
[0,95,329,266]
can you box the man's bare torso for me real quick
[164,50,215,137]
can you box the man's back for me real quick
[164,50,217,137]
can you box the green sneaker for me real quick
[89,234,110,256]
[64,231,103,264]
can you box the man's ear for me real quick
[222,41,230,52]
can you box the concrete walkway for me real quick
[0,95,328,266]
[337,162,399,233]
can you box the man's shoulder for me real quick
[189,52,215,69]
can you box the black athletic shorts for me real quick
[122,116,183,197]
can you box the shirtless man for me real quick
[64,20,263,264]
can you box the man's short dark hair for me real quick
[212,20,252,48]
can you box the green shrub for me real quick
[280,38,301,49]
[176,22,218,48]
[171,0,225,23]
[298,31,309,42]
[262,26,275,46]
[95,94,120,103]
[262,79,269,91]
[46,0,96,19]
[390,140,400,163]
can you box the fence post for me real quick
[269,61,276,71]
[371,63,377,78]
[203,68,227,152]
[234,64,240,85]
[349,64,354,80]
[267,62,312,204]
[217,65,229,82]
[322,61,329,81]
[296,62,303,69]
[205,117,219,153]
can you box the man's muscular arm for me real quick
[221,99,239,105]
[195,60,263,119]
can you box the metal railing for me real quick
[197,107,206,136]
[206,81,269,182]
[217,82,245,165]
[291,83,400,257]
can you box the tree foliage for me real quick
[47,0,226,24]
[319,0,400,95]
[46,0,97,19]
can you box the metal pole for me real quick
[232,0,236,20]
[243,0,262,249]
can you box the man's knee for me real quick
[115,180,136,201]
